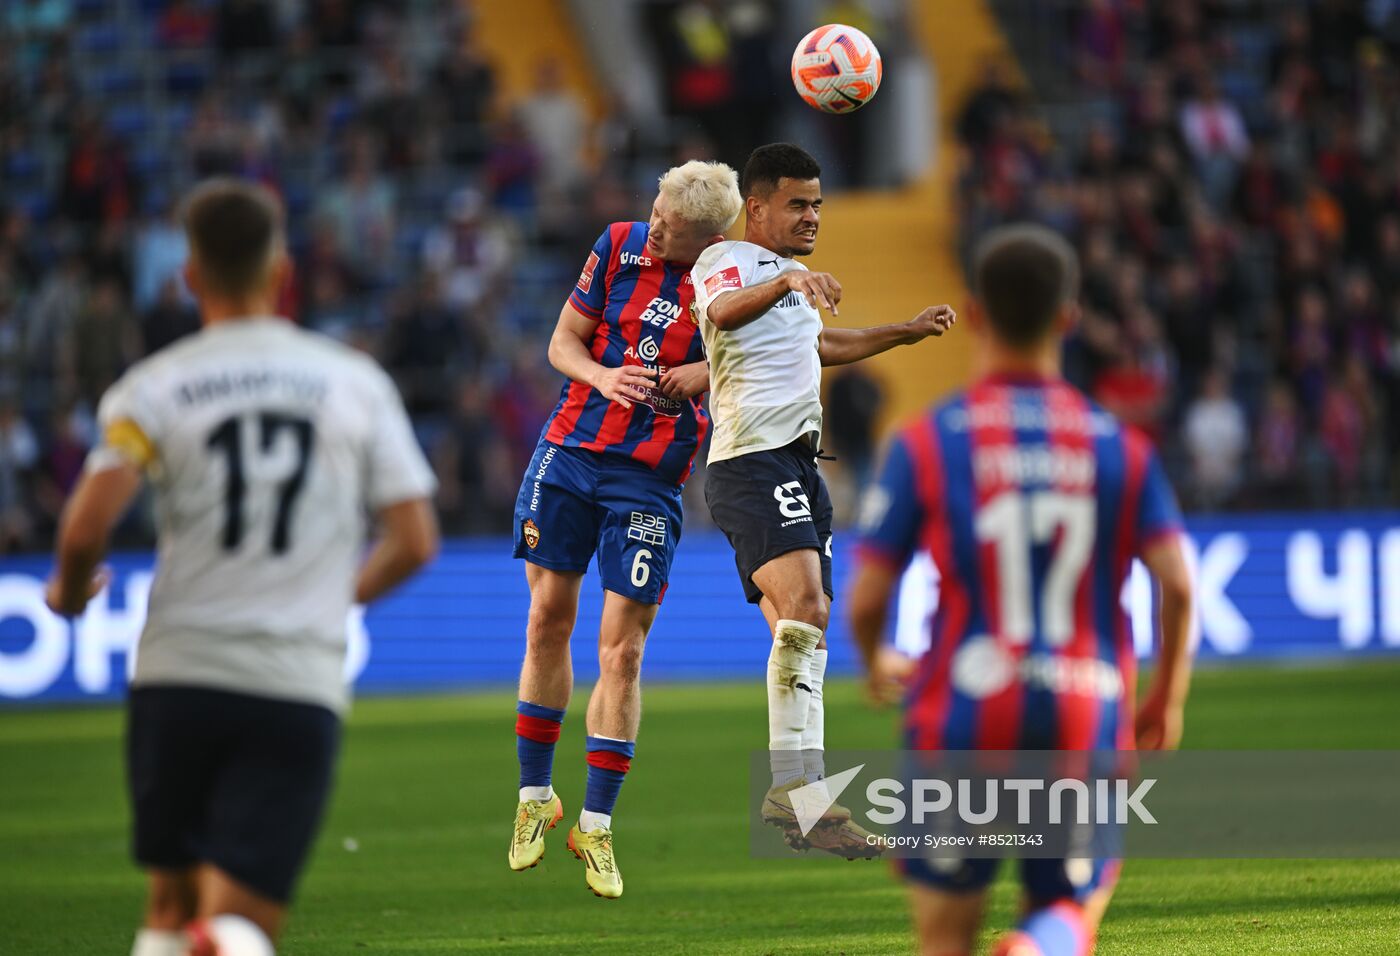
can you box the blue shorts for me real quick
[897,855,1121,906]
[512,441,683,605]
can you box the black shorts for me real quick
[705,439,834,605]
[126,685,341,904]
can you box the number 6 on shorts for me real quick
[630,548,653,588]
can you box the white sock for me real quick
[578,809,612,832]
[519,785,554,802]
[131,929,185,956]
[768,619,822,787]
[202,914,274,956]
[801,648,828,783]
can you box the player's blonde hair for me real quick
[657,160,743,235]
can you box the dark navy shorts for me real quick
[704,439,834,605]
[897,855,1121,905]
[126,685,340,904]
[513,440,684,605]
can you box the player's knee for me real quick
[526,601,575,651]
[599,635,645,685]
[777,591,828,631]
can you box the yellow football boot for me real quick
[567,824,623,899]
[508,794,563,871]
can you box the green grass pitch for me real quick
[3,662,1399,954]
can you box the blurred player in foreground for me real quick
[506,161,742,898]
[46,180,439,955]
[691,143,956,857]
[847,224,1196,956]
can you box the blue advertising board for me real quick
[1,514,1398,704]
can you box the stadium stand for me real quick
[970,0,1400,511]
[2,0,1395,557]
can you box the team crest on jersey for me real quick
[522,519,541,550]
[705,266,743,296]
[577,252,600,293]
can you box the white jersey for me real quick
[692,241,824,464]
[90,318,436,714]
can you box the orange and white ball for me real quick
[790,23,883,113]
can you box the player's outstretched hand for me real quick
[908,305,957,340]
[1134,688,1184,751]
[593,364,656,409]
[45,566,111,617]
[658,361,709,400]
[864,645,916,708]
[787,270,843,315]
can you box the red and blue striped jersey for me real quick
[544,222,709,485]
[857,375,1183,751]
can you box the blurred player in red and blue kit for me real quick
[848,225,1196,955]
[505,161,743,899]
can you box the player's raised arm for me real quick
[818,305,957,366]
[547,302,656,409]
[706,270,842,330]
[1136,532,1195,750]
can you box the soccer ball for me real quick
[790,23,883,113]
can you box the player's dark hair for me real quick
[972,224,1080,349]
[181,178,284,299]
[741,143,822,198]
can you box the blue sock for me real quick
[516,700,565,790]
[583,735,636,816]
[997,901,1088,956]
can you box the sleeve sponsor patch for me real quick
[704,265,743,297]
[577,251,600,293]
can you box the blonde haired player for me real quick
[47,179,439,954]
[506,161,741,898]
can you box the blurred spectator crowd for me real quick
[1,0,611,552]
[0,0,906,554]
[9,0,1385,558]
[959,0,1400,510]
